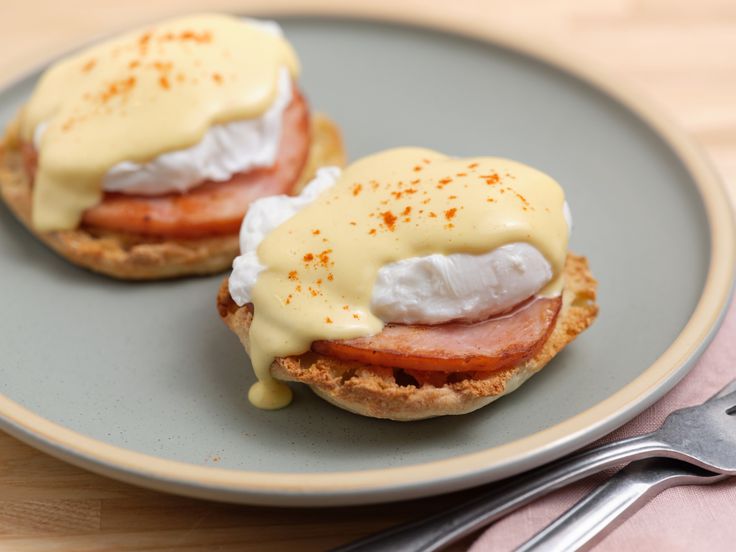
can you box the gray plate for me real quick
[0,15,733,506]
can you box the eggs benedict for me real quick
[0,14,344,279]
[217,148,597,420]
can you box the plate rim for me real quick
[1,3,734,506]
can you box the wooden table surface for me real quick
[1,1,735,550]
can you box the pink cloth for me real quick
[471,297,736,551]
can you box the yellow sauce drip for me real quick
[248,380,293,410]
[20,13,299,231]
[246,148,569,408]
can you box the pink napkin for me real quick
[471,296,736,551]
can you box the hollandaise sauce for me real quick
[20,13,299,231]
[247,148,569,408]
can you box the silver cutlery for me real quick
[333,379,736,552]
[516,457,727,551]
[517,378,736,551]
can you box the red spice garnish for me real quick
[448,195,457,200]
[444,208,457,220]
[212,72,223,84]
[303,253,314,262]
[159,76,170,89]
[96,76,137,104]
[288,271,299,281]
[138,31,152,53]
[325,317,333,324]
[349,221,357,226]
[482,173,500,185]
[178,29,212,43]
[102,83,119,101]
[381,211,397,231]
[401,206,412,216]
[468,162,479,169]
[153,61,173,73]
[429,212,437,218]
[327,273,334,281]
[517,192,531,210]
[410,179,420,185]
[439,177,452,185]
[369,228,377,235]
[422,158,432,164]
[413,165,422,172]
[456,172,467,177]
[312,229,321,235]
[352,183,363,196]
[318,249,333,267]
[285,294,293,305]
[155,29,213,44]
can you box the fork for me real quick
[516,457,728,551]
[517,378,736,551]
[333,379,736,552]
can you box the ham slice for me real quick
[23,87,311,239]
[312,296,562,372]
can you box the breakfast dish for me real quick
[0,14,729,504]
[0,14,344,279]
[218,148,598,420]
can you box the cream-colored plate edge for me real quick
[0,2,734,506]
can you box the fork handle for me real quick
[332,433,671,552]
[516,458,726,552]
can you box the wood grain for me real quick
[1,1,735,550]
